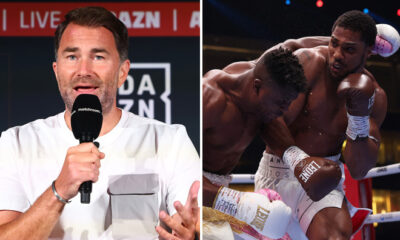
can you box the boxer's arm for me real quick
[261,117,295,158]
[202,176,220,207]
[0,187,65,239]
[343,87,387,179]
[224,37,330,74]
[255,36,331,62]
[275,36,330,52]
[203,77,226,129]
[202,75,229,207]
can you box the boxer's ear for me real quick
[254,79,261,94]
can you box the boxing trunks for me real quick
[255,151,371,236]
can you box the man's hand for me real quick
[54,142,104,201]
[156,181,200,240]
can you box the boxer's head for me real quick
[253,48,307,122]
[53,7,130,115]
[328,10,376,80]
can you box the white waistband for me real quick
[258,152,293,179]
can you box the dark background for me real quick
[204,0,400,239]
[204,0,399,42]
[0,0,200,151]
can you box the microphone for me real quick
[71,94,103,203]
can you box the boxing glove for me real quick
[283,146,342,201]
[230,189,293,240]
[372,24,400,57]
[213,187,292,239]
[337,73,375,140]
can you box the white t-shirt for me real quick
[0,110,200,239]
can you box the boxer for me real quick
[203,47,342,239]
[204,15,399,238]
[252,11,394,239]
[203,48,307,238]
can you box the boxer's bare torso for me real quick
[285,47,347,156]
[264,32,387,238]
[270,46,386,160]
[202,53,301,206]
[203,60,297,175]
[203,69,265,174]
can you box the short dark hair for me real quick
[332,10,377,46]
[262,48,307,93]
[54,6,129,61]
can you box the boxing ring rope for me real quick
[230,163,400,224]
[230,174,256,184]
[364,211,400,224]
[363,163,400,179]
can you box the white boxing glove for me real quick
[213,187,292,239]
[372,24,400,57]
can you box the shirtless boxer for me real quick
[203,48,306,238]
[203,47,345,239]
[252,11,393,239]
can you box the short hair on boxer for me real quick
[262,48,307,93]
[332,10,377,47]
[54,6,129,61]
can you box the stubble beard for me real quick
[329,52,367,82]
[59,76,117,115]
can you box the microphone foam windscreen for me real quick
[71,94,103,141]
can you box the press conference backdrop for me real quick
[0,1,200,150]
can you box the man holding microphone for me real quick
[0,6,200,240]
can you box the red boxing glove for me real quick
[283,146,342,202]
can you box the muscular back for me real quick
[203,70,260,174]
[279,46,387,157]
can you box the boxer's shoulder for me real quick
[294,46,327,85]
[203,69,224,81]
[362,68,382,87]
[222,61,255,74]
[203,69,238,87]
[203,71,226,98]
[294,46,327,63]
